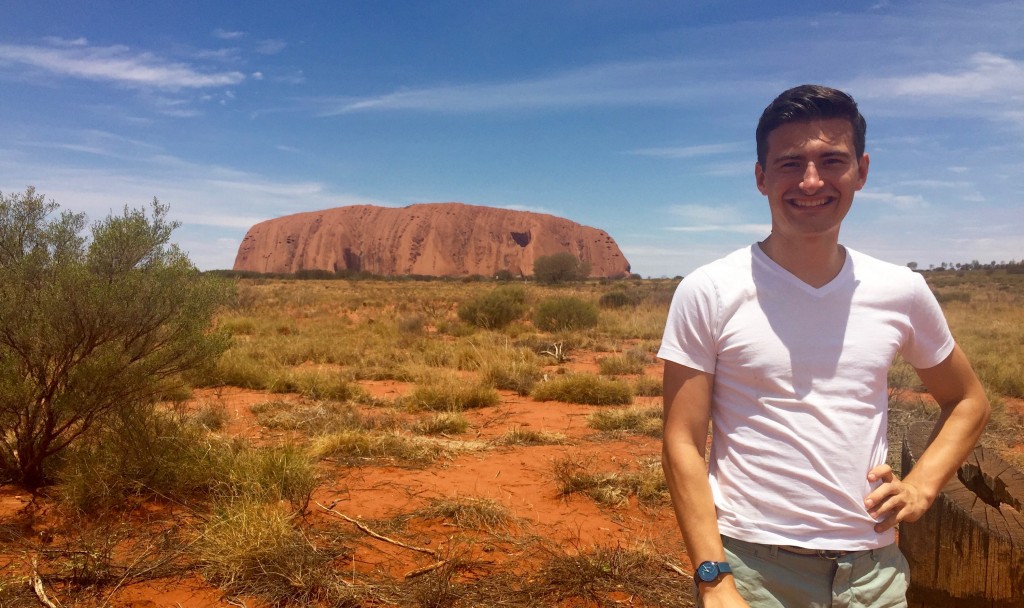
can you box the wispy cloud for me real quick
[856,191,928,210]
[213,29,245,40]
[856,52,1024,100]
[629,142,745,159]
[0,41,245,89]
[317,60,754,115]
[667,223,770,234]
[255,39,287,55]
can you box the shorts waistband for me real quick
[723,536,873,561]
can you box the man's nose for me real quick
[800,162,824,192]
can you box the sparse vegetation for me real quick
[0,188,230,488]
[589,406,663,437]
[457,285,528,329]
[531,373,633,405]
[533,296,599,332]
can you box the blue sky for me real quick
[1,1,1021,277]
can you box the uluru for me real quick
[232,202,631,278]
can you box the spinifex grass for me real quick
[552,455,667,507]
[588,405,663,438]
[531,373,633,406]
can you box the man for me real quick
[659,85,990,608]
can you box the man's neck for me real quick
[758,233,846,288]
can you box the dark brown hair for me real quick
[756,84,866,167]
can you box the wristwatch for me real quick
[694,560,732,583]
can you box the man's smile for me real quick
[787,197,834,208]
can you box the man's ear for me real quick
[755,162,767,195]
[855,153,870,191]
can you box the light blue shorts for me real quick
[696,535,909,608]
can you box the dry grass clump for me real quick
[552,455,667,507]
[411,412,470,435]
[588,406,663,438]
[530,373,633,406]
[597,350,648,376]
[418,496,517,532]
[0,565,34,608]
[632,374,662,397]
[311,430,485,465]
[251,399,399,434]
[408,376,501,411]
[477,345,543,396]
[214,443,320,510]
[194,500,351,606]
[493,426,568,446]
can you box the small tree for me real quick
[0,187,230,489]
[533,252,590,283]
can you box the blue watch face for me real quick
[697,562,719,582]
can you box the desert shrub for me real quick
[533,296,599,332]
[311,430,480,465]
[533,252,590,283]
[552,456,667,506]
[598,289,642,308]
[408,377,501,411]
[0,188,230,488]
[215,443,319,511]
[207,348,288,390]
[419,497,515,531]
[632,374,663,397]
[54,404,228,512]
[457,285,528,329]
[479,347,542,396]
[588,406,663,437]
[195,500,339,605]
[193,400,230,431]
[435,318,477,337]
[493,426,568,446]
[598,352,647,376]
[411,412,470,435]
[523,544,685,606]
[531,373,633,405]
[251,399,394,434]
[279,369,363,401]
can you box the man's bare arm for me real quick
[865,344,990,530]
[662,360,748,606]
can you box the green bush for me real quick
[533,252,590,283]
[533,297,599,332]
[531,373,633,405]
[457,285,528,329]
[0,188,230,489]
[598,290,642,308]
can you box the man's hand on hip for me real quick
[864,463,930,533]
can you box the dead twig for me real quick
[403,560,450,579]
[316,501,436,556]
[30,558,60,608]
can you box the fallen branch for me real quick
[663,560,690,578]
[404,560,450,579]
[31,558,60,608]
[316,501,436,556]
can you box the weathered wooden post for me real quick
[900,420,1024,607]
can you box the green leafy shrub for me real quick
[531,373,632,405]
[533,297,599,332]
[457,285,528,329]
[533,252,590,283]
[0,188,230,488]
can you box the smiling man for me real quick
[659,85,990,607]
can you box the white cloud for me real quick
[856,53,1024,100]
[856,191,928,210]
[0,41,245,89]
[318,59,759,115]
[255,39,287,55]
[629,142,745,159]
[213,29,246,40]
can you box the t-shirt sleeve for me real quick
[657,271,719,373]
[900,272,955,369]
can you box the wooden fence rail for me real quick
[900,420,1024,607]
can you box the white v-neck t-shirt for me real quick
[658,245,954,549]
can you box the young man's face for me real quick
[755,118,869,243]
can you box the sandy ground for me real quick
[0,359,694,607]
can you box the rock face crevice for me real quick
[233,202,631,278]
